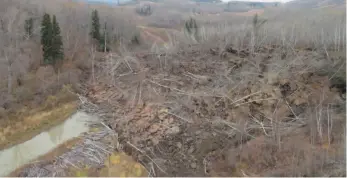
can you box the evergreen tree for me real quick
[24,17,34,38]
[185,17,199,42]
[41,13,53,64]
[90,9,101,43]
[51,15,64,64]
[131,33,140,45]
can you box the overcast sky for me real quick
[88,0,295,3]
[221,0,294,2]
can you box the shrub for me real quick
[136,4,153,16]
[131,33,141,45]
[75,58,92,71]
[184,17,200,42]
[330,70,346,94]
[13,86,35,101]
[0,107,7,119]
[317,59,346,94]
[45,95,58,108]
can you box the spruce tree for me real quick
[90,9,101,43]
[41,13,53,64]
[25,17,34,38]
[51,15,64,64]
[185,17,199,42]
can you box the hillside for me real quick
[286,0,346,8]
[0,0,346,177]
[87,0,134,4]
[223,1,280,12]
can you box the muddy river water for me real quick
[0,111,96,176]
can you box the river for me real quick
[0,111,96,176]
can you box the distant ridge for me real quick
[285,0,345,8]
[85,0,134,5]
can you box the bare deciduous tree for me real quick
[0,6,25,95]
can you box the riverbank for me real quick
[0,101,78,150]
[1,111,98,176]
[8,137,82,176]
[8,98,148,177]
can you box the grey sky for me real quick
[221,0,294,2]
[88,0,295,3]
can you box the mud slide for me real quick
[87,46,346,177]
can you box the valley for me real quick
[0,0,345,177]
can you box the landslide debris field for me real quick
[14,37,346,177]
[86,44,346,176]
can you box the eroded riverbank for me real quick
[0,102,78,150]
[3,98,148,177]
[0,111,96,176]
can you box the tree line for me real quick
[40,13,64,66]
[90,9,110,52]
[23,9,111,70]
